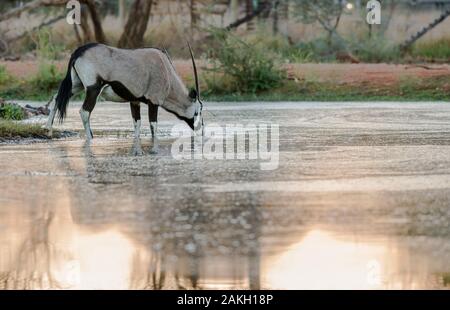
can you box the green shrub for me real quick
[245,30,313,63]
[33,28,64,61]
[412,38,450,60]
[0,120,51,139]
[295,36,346,62]
[204,29,286,94]
[349,34,400,63]
[0,103,25,120]
[29,62,64,94]
[0,65,13,85]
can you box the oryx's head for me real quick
[163,43,204,133]
[186,42,204,133]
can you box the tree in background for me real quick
[117,0,153,48]
[291,0,344,46]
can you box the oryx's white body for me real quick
[46,43,203,153]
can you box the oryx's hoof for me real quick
[45,127,53,137]
[131,141,143,156]
[132,148,144,156]
[149,147,159,154]
[85,130,93,140]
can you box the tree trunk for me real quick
[259,0,271,19]
[118,0,153,48]
[79,5,94,43]
[81,0,107,44]
[272,1,279,34]
[190,0,198,30]
[246,0,254,30]
[118,0,126,26]
[73,24,83,45]
[230,0,239,22]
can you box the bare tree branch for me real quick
[0,0,66,22]
[224,0,277,31]
[400,8,450,51]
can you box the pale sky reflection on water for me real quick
[0,204,446,290]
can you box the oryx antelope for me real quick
[46,42,204,154]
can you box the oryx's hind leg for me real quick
[46,69,83,135]
[148,103,159,154]
[80,82,102,141]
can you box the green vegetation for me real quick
[1,73,449,102]
[412,38,450,61]
[0,65,14,85]
[203,29,287,95]
[28,29,64,96]
[0,64,63,101]
[349,35,401,63]
[28,62,64,95]
[443,273,450,287]
[245,30,313,63]
[0,103,25,120]
[33,29,64,61]
[0,120,54,140]
[0,29,64,100]
[203,76,450,102]
[0,27,449,102]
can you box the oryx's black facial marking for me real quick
[162,106,195,130]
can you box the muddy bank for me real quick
[2,60,450,87]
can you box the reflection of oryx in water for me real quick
[46,42,204,154]
[0,143,263,290]
[69,145,263,289]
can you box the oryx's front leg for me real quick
[80,84,101,142]
[148,103,159,154]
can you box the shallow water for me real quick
[1,101,450,289]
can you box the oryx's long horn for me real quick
[187,42,200,99]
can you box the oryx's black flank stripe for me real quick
[55,43,99,122]
[106,80,143,103]
[102,79,194,130]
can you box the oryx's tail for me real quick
[55,42,98,122]
[55,63,72,122]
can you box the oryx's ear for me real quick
[189,88,197,101]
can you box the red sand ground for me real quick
[1,60,450,87]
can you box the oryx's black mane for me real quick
[69,43,99,69]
